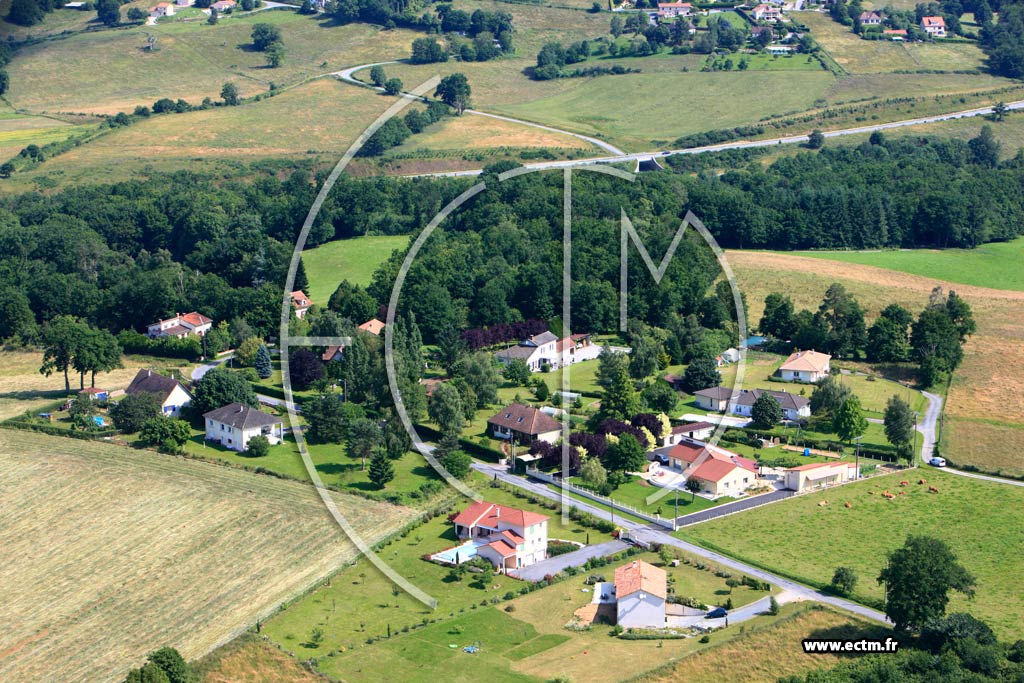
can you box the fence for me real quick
[525,468,676,530]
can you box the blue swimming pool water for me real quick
[431,539,484,564]
[742,335,767,348]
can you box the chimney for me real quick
[495,507,500,518]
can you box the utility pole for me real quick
[854,435,862,479]
[912,410,919,467]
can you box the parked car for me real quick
[929,457,947,467]
[705,607,728,619]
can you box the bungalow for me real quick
[921,15,946,36]
[125,369,192,416]
[149,1,175,15]
[661,420,716,446]
[657,1,693,18]
[858,10,882,25]
[321,345,344,362]
[291,290,311,319]
[358,318,385,336]
[451,501,549,571]
[651,440,759,496]
[783,461,858,492]
[751,4,782,21]
[203,402,284,452]
[210,0,235,10]
[146,311,212,339]
[487,403,562,445]
[731,388,810,422]
[777,350,831,383]
[693,386,737,412]
[615,560,667,628]
[494,330,598,372]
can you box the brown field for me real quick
[195,635,324,683]
[0,349,193,397]
[0,429,415,683]
[392,112,593,153]
[635,607,884,683]
[727,250,1024,475]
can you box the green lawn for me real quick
[705,52,825,71]
[682,469,1024,639]
[302,235,410,304]
[567,475,733,516]
[788,237,1024,292]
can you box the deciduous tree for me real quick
[877,535,976,631]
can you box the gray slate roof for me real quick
[126,369,190,403]
[204,403,282,430]
[734,388,809,411]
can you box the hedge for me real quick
[2,419,119,440]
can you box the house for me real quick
[291,290,312,319]
[494,330,599,372]
[78,387,109,401]
[751,4,782,21]
[693,386,736,412]
[651,440,759,496]
[321,345,344,362]
[146,311,212,339]
[450,501,549,571]
[920,15,946,36]
[883,28,908,39]
[657,1,693,18]
[125,369,192,416]
[661,421,715,446]
[420,377,445,398]
[858,10,882,25]
[731,388,810,422]
[149,2,175,16]
[203,403,284,452]
[487,403,562,445]
[358,318,385,336]
[210,0,235,10]
[615,560,667,628]
[783,461,859,492]
[175,0,194,6]
[777,350,831,382]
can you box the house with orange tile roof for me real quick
[920,15,946,36]
[291,290,312,319]
[657,1,693,18]
[777,349,831,382]
[358,318,385,335]
[615,559,667,628]
[149,1,175,16]
[650,439,759,496]
[449,501,549,571]
[146,311,213,339]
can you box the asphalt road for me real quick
[510,540,628,581]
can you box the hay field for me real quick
[0,429,415,683]
[727,250,1024,476]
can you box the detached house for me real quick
[693,386,736,412]
[203,403,284,452]
[751,4,782,21]
[487,403,562,445]
[494,330,599,372]
[210,0,235,10]
[651,440,759,496]
[291,290,311,319]
[450,501,549,571]
[125,369,192,416]
[358,318,385,336]
[661,421,716,446]
[657,1,693,18]
[149,2,175,16]
[859,10,882,25]
[777,350,831,383]
[615,560,667,628]
[921,15,946,36]
[731,388,810,421]
[146,311,212,339]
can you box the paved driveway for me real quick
[673,489,795,527]
[510,540,628,581]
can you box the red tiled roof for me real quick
[451,501,548,530]
[691,457,739,483]
[668,441,707,464]
[614,560,667,600]
[291,290,311,307]
[922,15,945,26]
[485,539,518,558]
[359,318,385,335]
[780,350,831,373]
[321,345,344,362]
[179,311,212,327]
[487,403,562,437]
[787,461,857,472]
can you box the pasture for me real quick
[683,470,1024,639]
[0,429,414,683]
[302,234,409,300]
[727,249,1024,476]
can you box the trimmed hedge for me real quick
[2,420,119,440]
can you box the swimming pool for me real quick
[431,539,485,565]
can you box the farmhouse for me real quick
[731,388,810,421]
[146,311,212,339]
[494,330,599,372]
[125,369,192,416]
[657,1,693,18]
[615,559,667,628]
[751,4,782,21]
[149,2,175,16]
[858,10,882,24]
[653,440,759,496]
[783,461,859,492]
[291,290,311,319]
[203,403,284,452]
[450,501,549,571]
[921,15,946,36]
[777,350,831,382]
[487,403,562,444]
[358,318,385,335]
[661,420,716,446]
[693,386,736,412]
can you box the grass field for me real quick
[302,234,409,302]
[0,113,90,162]
[801,12,988,73]
[684,469,1024,639]
[0,349,193,397]
[836,113,1024,158]
[791,237,1024,292]
[0,428,415,683]
[726,250,1024,476]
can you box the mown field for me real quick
[195,635,322,683]
[684,470,1024,639]
[728,249,1024,476]
[303,234,406,301]
[0,429,415,683]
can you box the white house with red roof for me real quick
[449,501,549,571]
[751,3,782,21]
[778,350,831,382]
[494,330,599,372]
[657,1,693,18]
[651,439,759,497]
[291,290,312,319]
[615,559,667,628]
[149,1,175,15]
[921,15,946,36]
[146,311,212,339]
[783,461,859,492]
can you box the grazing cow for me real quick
[918,479,927,485]
[899,480,910,487]
[928,486,939,493]
[844,501,852,508]
[818,500,829,507]
[882,491,895,499]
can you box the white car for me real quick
[929,457,947,467]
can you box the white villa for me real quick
[615,560,667,628]
[778,350,831,383]
[450,501,549,572]
[146,311,212,339]
[651,440,759,497]
[494,331,598,372]
[203,402,283,452]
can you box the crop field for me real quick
[0,429,415,683]
[727,249,1024,476]
[302,234,409,300]
[5,12,420,115]
[388,111,595,154]
[683,469,1024,639]
[195,635,322,683]
[801,12,988,73]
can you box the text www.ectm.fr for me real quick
[802,638,900,654]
